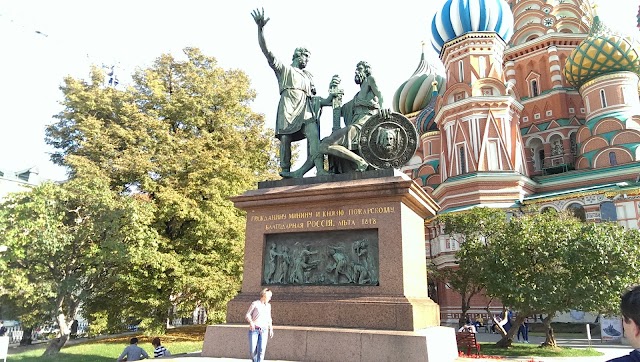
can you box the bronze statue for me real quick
[282,61,390,177]
[251,8,334,176]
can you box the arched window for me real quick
[600,89,607,108]
[531,80,539,97]
[488,141,499,170]
[479,56,486,78]
[459,146,467,174]
[566,203,586,222]
[609,151,617,166]
[600,201,617,221]
[538,149,545,168]
[459,61,464,82]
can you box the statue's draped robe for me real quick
[269,57,318,142]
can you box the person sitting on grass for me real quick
[117,337,149,361]
[608,285,640,362]
[152,337,171,358]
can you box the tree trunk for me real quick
[496,314,526,348]
[19,327,33,346]
[43,334,70,356]
[541,313,557,347]
[42,312,71,356]
[458,294,470,328]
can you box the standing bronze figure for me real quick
[251,8,334,177]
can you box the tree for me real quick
[484,210,640,347]
[433,208,508,328]
[45,48,279,336]
[0,166,158,355]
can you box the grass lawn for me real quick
[7,325,206,362]
[477,342,603,358]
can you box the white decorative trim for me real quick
[584,195,605,205]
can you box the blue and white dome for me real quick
[431,0,515,54]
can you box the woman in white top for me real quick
[246,288,273,362]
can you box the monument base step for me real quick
[202,324,458,362]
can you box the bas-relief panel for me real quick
[262,229,379,286]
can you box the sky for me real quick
[0,0,638,182]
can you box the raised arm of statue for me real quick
[251,8,276,67]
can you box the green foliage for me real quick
[45,48,280,332]
[433,208,508,324]
[0,47,279,354]
[86,312,109,338]
[0,171,157,337]
[437,207,640,344]
[48,48,278,331]
[484,211,640,318]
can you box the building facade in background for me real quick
[0,167,40,200]
[394,0,640,324]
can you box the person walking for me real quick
[517,317,530,343]
[0,321,6,337]
[151,337,171,358]
[246,288,274,362]
[608,285,640,361]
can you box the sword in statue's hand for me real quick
[329,75,344,132]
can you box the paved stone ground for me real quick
[159,333,631,362]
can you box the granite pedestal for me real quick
[202,170,457,361]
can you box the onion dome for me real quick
[564,16,640,89]
[392,47,445,115]
[431,0,515,54]
[415,99,439,134]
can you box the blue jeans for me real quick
[248,328,268,362]
[518,324,529,341]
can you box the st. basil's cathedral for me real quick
[394,0,640,324]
